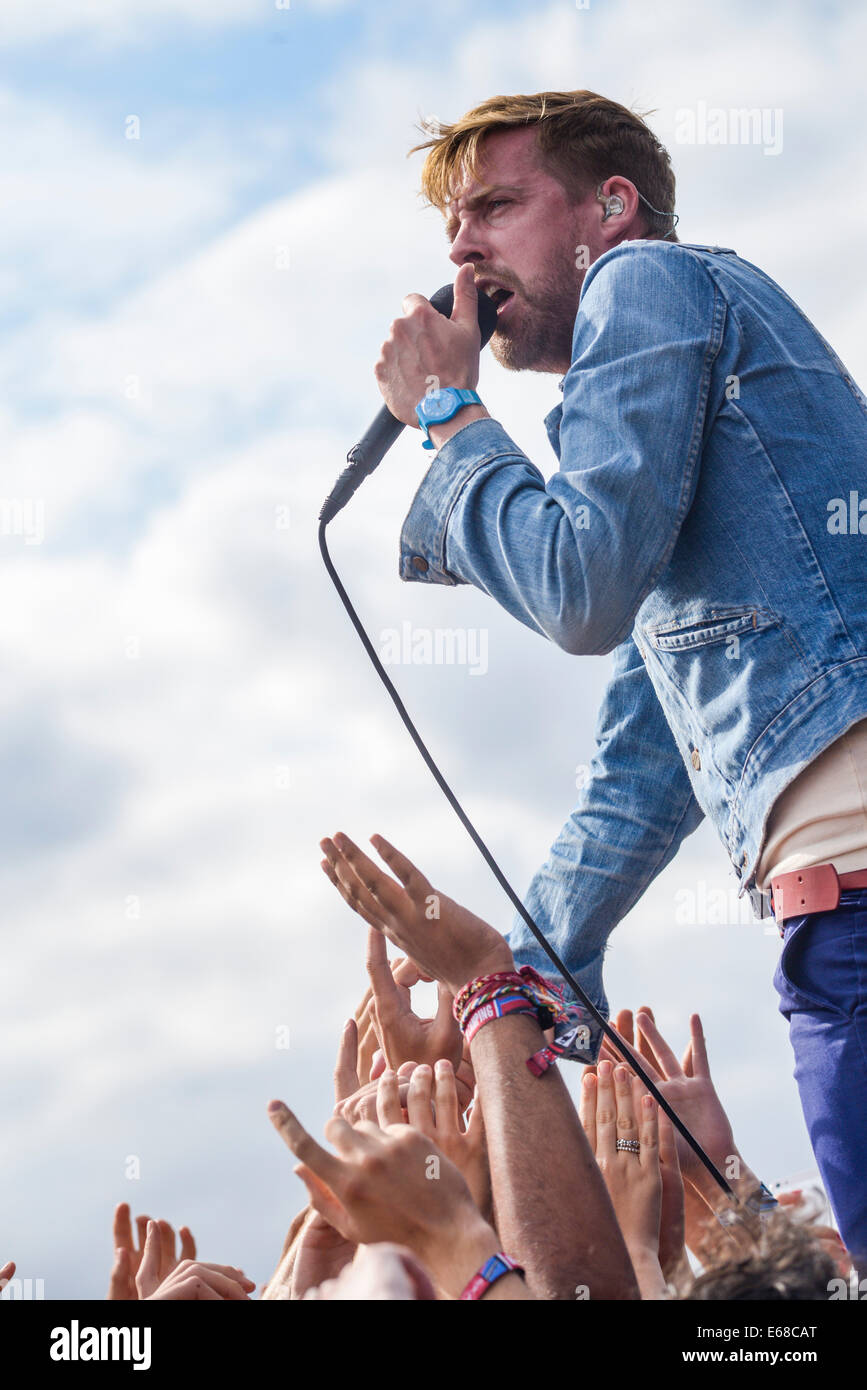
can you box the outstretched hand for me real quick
[267,1094,512,1299]
[580,1059,665,1298]
[319,831,514,996]
[598,1008,737,1184]
[107,1203,196,1301]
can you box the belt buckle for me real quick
[771,863,841,930]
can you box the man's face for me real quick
[444,126,606,375]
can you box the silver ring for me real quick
[616,1138,640,1153]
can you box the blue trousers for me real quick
[774,888,867,1261]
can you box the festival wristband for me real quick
[460,1252,525,1301]
[463,993,537,1045]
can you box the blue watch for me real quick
[415,387,482,450]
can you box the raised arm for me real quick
[399,243,720,657]
[319,830,639,1300]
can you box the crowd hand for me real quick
[259,1205,311,1301]
[303,1243,437,1301]
[381,1061,492,1222]
[602,1008,763,1251]
[262,1007,375,1299]
[777,1190,851,1278]
[107,1203,195,1301]
[600,1010,689,1289]
[365,927,463,1071]
[335,990,487,1213]
[142,1251,256,1301]
[580,1059,667,1299]
[599,1007,742,1188]
[351,988,383,1087]
[0,1261,14,1291]
[320,832,515,997]
[267,1090,528,1300]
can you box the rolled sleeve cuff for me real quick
[398,416,524,585]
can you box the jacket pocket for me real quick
[646,605,781,653]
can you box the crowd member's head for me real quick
[408,90,678,375]
[683,1211,838,1300]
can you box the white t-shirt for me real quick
[755,716,867,890]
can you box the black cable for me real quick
[318,514,735,1200]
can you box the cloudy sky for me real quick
[0,0,863,1298]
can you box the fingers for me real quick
[433,981,456,1033]
[268,1100,346,1190]
[295,1165,349,1236]
[366,927,403,1021]
[638,1089,660,1172]
[594,1060,617,1162]
[179,1227,197,1262]
[135,1215,150,1258]
[107,1246,133,1301]
[614,1008,635,1048]
[324,1113,379,1157]
[152,1261,256,1302]
[113,1202,134,1253]
[600,1027,662,1084]
[353,983,373,1023]
[613,1064,639,1147]
[636,1004,664,1073]
[158,1219,176,1275]
[433,1059,460,1136]
[635,1011,682,1080]
[687,1013,711,1079]
[135,1220,164,1299]
[327,833,409,918]
[658,1110,681,1175]
[580,1071,597,1153]
[376,1070,405,1128]
[406,1064,435,1135]
[369,834,432,903]
[393,956,434,987]
[320,847,386,934]
[178,1262,255,1300]
[334,1018,360,1105]
[0,1260,14,1287]
[356,1000,381,1085]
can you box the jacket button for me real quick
[411,556,429,573]
[691,748,701,770]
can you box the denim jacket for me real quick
[398,240,867,1058]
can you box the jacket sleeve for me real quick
[398,244,724,656]
[508,628,706,1060]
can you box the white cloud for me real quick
[0,0,859,1295]
[0,0,352,49]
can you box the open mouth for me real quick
[489,288,515,315]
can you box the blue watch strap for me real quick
[415,388,482,449]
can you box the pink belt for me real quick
[770,863,867,927]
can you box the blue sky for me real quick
[0,0,864,1298]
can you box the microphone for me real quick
[318,281,499,525]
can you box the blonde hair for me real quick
[408,89,677,240]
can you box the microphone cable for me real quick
[317,508,735,1202]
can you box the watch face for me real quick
[425,387,459,422]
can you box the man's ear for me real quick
[595,177,643,244]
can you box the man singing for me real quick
[372,89,867,1256]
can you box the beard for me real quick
[487,241,584,374]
